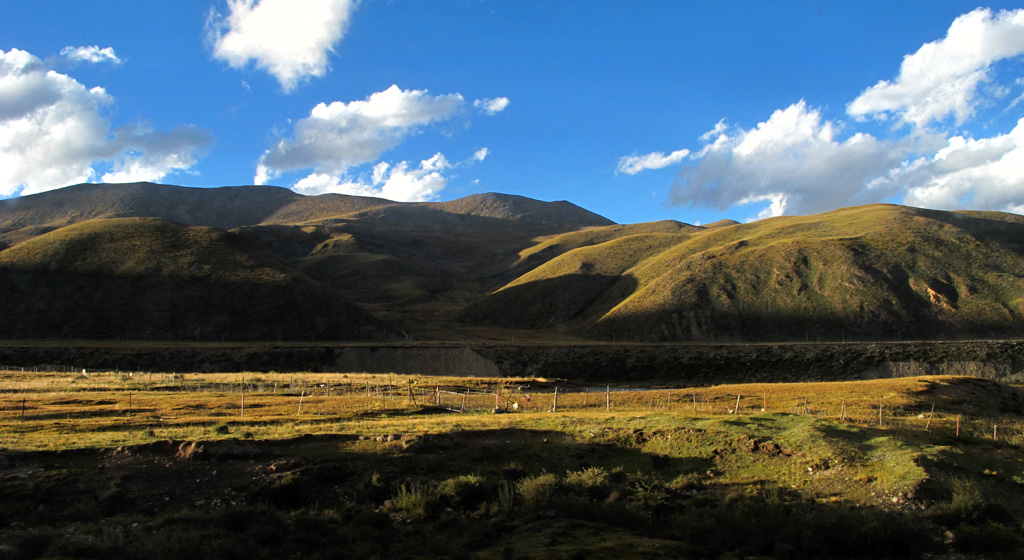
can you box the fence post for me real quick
[408,381,417,406]
[606,385,610,411]
[297,391,304,415]
[128,393,133,419]
[462,389,468,412]
[552,387,558,413]
[925,403,934,431]
[22,397,26,421]
[734,394,741,415]
[840,397,847,421]
[956,414,961,437]
[878,396,883,427]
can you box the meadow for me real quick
[2,368,1024,558]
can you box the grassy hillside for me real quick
[7,183,1024,343]
[511,220,700,272]
[462,233,686,328]
[463,204,1024,341]
[0,183,615,341]
[0,218,395,341]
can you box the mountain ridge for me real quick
[4,183,1024,342]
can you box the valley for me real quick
[4,183,1024,558]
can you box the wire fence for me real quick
[1,366,1021,445]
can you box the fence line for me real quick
[3,367,1018,443]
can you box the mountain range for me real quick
[3,182,1024,342]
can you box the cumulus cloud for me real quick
[0,48,211,197]
[665,8,1024,220]
[472,147,489,162]
[669,101,924,217]
[255,84,464,183]
[881,118,1024,211]
[291,152,450,202]
[60,46,122,65]
[99,124,214,183]
[207,0,356,93]
[473,97,509,115]
[617,148,690,175]
[848,8,1024,128]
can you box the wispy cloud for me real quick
[616,148,689,175]
[473,97,509,115]
[60,45,122,65]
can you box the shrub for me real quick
[389,483,438,520]
[437,474,487,510]
[953,522,1022,556]
[949,476,985,520]
[564,466,610,499]
[211,423,231,435]
[516,473,559,510]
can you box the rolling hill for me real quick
[0,183,613,341]
[0,217,395,341]
[4,182,1024,342]
[463,204,1024,341]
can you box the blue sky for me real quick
[2,1,1024,226]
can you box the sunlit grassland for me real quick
[3,370,1020,455]
[3,369,1024,558]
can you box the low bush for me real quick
[437,474,487,510]
[516,473,559,510]
[564,466,610,499]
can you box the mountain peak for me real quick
[429,192,614,226]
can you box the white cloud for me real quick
[207,0,356,93]
[0,48,211,197]
[292,152,450,202]
[740,193,788,222]
[60,46,122,65]
[256,84,464,183]
[669,101,928,217]
[473,97,509,115]
[884,118,1024,211]
[100,124,213,183]
[616,148,690,175]
[847,8,1024,128]
[472,147,488,162]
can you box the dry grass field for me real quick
[3,369,1020,451]
[2,369,1024,559]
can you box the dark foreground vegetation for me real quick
[1,425,1020,560]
